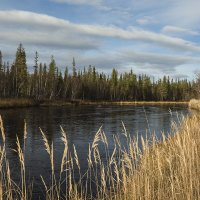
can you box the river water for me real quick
[0,105,189,199]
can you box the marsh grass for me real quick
[0,99,38,109]
[0,98,188,109]
[0,112,199,199]
[72,100,188,106]
[189,99,200,111]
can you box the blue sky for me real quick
[0,0,200,79]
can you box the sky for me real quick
[0,0,200,79]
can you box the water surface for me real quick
[0,105,189,199]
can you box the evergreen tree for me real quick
[13,43,28,97]
[32,51,39,98]
[111,68,118,100]
[47,56,56,99]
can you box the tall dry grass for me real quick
[189,99,200,111]
[0,112,199,199]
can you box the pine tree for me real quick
[72,57,77,77]
[111,68,118,100]
[47,56,56,99]
[33,51,39,98]
[63,66,71,99]
[11,44,28,97]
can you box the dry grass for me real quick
[124,115,200,200]
[0,98,188,108]
[0,111,199,199]
[78,100,188,106]
[0,99,38,108]
[189,99,200,111]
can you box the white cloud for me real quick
[137,0,200,29]
[125,0,200,29]
[0,10,199,78]
[162,25,199,36]
[0,10,100,50]
[0,10,200,52]
[118,50,200,73]
[50,0,102,6]
[50,0,110,10]
[164,0,200,28]
[136,16,156,25]
[77,25,200,52]
[35,49,200,75]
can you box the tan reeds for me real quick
[189,98,200,111]
[0,115,5,200]
[39,128,57,200]
[0,115,32,200]
[0,116,5,143]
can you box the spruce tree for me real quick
[11,43,28,97]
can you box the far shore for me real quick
[0,98,39,109]
[0,98,189,109]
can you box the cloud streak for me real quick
[49,0,110,10]
[50,0,102,6]
[162,25,199,36]
[0,9,199,78]
[118,50,200,72]
[0,10,200,53]
[136,16,156,25]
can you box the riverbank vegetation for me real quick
[0,99,188,109]
[189,99,200,111]
[0,44,196,102]
[0,98,38,108]
[0,111,199,199]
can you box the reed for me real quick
[0,111,199,199]
[189,99,200,111]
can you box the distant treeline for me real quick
[0,44,197,101]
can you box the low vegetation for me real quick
[0,108,199,199]
[0,98,188,108]
[189,99,200,111]
[0,98,38,108]
[78,100,188,105]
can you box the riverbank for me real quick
[0,98,188,108]
[189,99,200,111]
[78,100,188,106]
[0,98,39,108]
[122,113,200,200]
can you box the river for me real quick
[0,104,189,199]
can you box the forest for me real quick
[0,44,196,101]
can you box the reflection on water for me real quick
[0,105,189,199]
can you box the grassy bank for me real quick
[78,100,188,106]
[0,98,39,108]
[124,114,200,199]
[0,109,199,199]
[40,99,189,106]
[189,99,200,111]
[0,98,188,108]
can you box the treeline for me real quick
[0,44,195,101]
